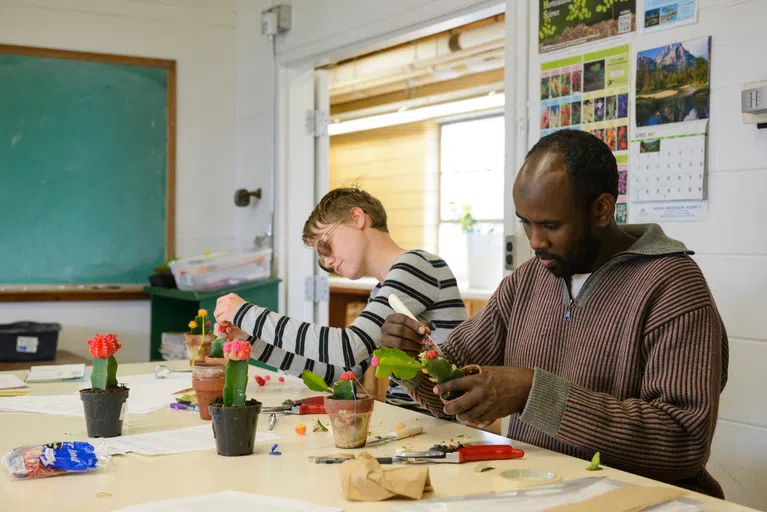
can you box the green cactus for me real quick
[210,337,225,358]
[332,380,356,400]
[223,359,248,407]
[91,356,118,391]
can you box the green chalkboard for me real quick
[0,46,175,285]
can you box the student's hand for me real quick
[214,293,247,325]
[379,313,430,357]
[214,321,248,341]
[435,366,534,427]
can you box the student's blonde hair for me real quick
[302,186,389,246]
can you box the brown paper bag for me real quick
[339,452,432,502]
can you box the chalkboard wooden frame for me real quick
[0,44,176,302]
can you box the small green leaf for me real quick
[372,347,424,380]
[586,452,602,471]
[301,370,332,393]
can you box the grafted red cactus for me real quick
[86,334,122,359]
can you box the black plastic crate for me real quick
[0,322,62,362]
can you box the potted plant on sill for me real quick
[371,347,480,402]
[209,341,262,456]
[301,370,374,449]
[457,203,503,290]
[80,334,129,438]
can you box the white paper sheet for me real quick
[0,375,28,390]
[113,491,341,512]
[99,424,280,456]
[26,364,85,382]
[0,394,84,416]
[115,373,193,414]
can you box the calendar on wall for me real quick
[630,134,706,202]
[630,120,709,223]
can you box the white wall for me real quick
[524,0,767,508]
[0,0,238,362]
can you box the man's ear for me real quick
[592,193,616,228]
[349,207,367,229]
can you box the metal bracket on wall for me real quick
[306,109,329,137]
[304,275,329,302]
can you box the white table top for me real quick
[0,361,754,511]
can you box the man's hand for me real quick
[380,313,430,357]
[214,321,248,341]
[214,293,247,325]
[435,367,534,426]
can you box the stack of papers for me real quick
[160,332,188,361]
[113,491,341,511]
[0,375,29,396]
[26,364,86,383]
[98,424,280,456]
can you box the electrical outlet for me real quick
[505,232,534,271]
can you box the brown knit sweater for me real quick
[400,224,728,498]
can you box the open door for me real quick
[282,68,330,324]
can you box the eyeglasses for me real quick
[316,221,343,273]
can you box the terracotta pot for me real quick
[205,356,227,366]
[191,363,225,421]
[183,333,215,365]
[324,395,374,449]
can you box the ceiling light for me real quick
[328,94,505,136]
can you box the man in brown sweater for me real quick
[381,129,728,498]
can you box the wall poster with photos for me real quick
[540,44,631,224]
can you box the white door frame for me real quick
[274,0,527,323]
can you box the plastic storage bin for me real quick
[169,248,272,292]
[0,322,62,362]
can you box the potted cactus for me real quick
[79,334,129,438]
[208,341,262,456]
[301,370,374,449]
[183,309,214,365]
[204,337,227,365]
[371,347,480,401]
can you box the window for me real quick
[438,115,505,287]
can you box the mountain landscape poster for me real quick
[635,36,711,126]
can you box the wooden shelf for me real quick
[0,285,148,302]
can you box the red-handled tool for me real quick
[262,396,326,415]
[394,444,524,464]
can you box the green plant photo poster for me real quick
[539,0,636,54]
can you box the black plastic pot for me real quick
[209,399,262,456]
[148,273,177,288]
[80,387,129,438]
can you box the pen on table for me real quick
[170,402,198,411]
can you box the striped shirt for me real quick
[399,224,728,498]
[233,250,468,389]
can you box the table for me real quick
[0,361,755,511]
[0,350,88,372]
[143,279,279,361]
